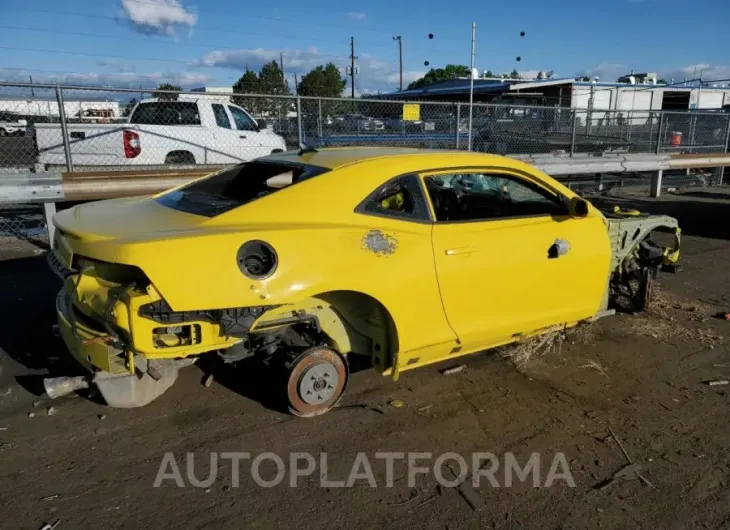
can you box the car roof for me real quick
[262,147,508,170]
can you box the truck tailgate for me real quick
[35,123,127,166]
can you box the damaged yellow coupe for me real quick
[46,147,680,416]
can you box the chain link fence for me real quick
[1,82,730,246]
[1,82,728,172]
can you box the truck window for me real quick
[228,106,257,131]
[212,104,231,129]
[130,102,201,125]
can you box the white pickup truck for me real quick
[35,98,287,167]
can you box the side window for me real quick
[130,102,201,125]
[424,172,567,222]
[358,174,430,222]
[228,106,257,131]
[212,104,231,129]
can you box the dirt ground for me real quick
[1,188,730,530]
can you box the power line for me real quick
[105,0,402,37]
[0,45,193,65]
[8,4,406,48]
[0,24,353,59]
[0,66,360,92]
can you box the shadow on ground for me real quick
[0,254,88,395]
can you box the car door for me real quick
[424,168,611,351]
[227,105,271,160]
[207,102,245,164]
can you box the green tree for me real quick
[257,60,292,117]
[153,83,181,100]
[407,64,470,89]
[298,63,347,118]
[509,69,521,80]
[232,69,262,115]
[484,70,495,78]
[657,78,668,85]
[298,63,346,98]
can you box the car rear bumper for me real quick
[55,289,130,375]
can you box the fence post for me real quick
[455,103,461,150]
[55,85,73,172]
[655,112,665,154]
[720,114,730,185]
[317,99,323,138]
[296,96,303,145]
[44,202,57,242]
[650,170,663,198]
[569,110,578,157]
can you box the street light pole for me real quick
[467,22,476,151]
[393,35,403,91]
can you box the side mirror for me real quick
[256,118,267,130]
[569,197,590,218]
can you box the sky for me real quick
[0,0,729,95]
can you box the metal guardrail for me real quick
[1,152,729,246]
[3,152,729,204]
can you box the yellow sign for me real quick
[402,104,421,121]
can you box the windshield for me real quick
[156,161,330,217]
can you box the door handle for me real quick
[445,246,473,256]
[548,239,570,259]
[239,135,247,139]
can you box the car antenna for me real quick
[298,142,319,156]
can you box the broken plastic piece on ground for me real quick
[388,399,405,408]
[440,365,466,375]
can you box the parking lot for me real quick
[0,188,729,529]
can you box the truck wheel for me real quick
[165,152,195,165]
[284,346,348,418]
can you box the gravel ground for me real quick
[0,189,729,529]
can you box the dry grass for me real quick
[498,321,600,371]
[628,285,723,348]
[580,359,609,378]
[499,329,566,369]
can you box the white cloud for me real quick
[0,68,212,89]
[120,0,197,36]
[347,11,367,21]
[576,62,628,82]
[661,64,730,84]
[193,47,422,92]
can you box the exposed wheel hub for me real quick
[285,346,348,418]
[298,362,339,404]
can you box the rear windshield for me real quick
[130,101,201,125]
[156,161,330,217]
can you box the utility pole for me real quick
[29,75,35,97]
[350,36,357,99]
[280,52,285,77]
[393,35,403,90]
[294,73,298,95]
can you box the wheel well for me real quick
[314,291,399,372]
[165,150,195,163]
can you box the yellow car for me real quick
[45,147,680,416]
